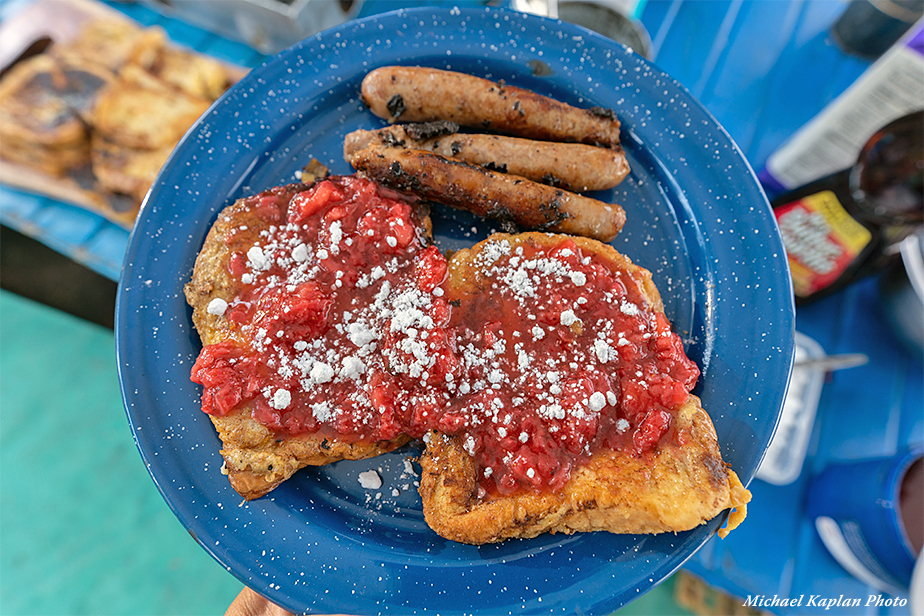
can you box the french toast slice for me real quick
[49,17,146,72]
[0,13,242,223]
[124,27,233,101]
[0,54,111,175]
[90,133,173,204]
[417,232,750,543]
[185,178,750,536]
[92,67,211,151]
[419,399,749,544]
[185,177,423,500]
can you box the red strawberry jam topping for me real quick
[191,176,699,495]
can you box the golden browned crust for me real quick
[184,183,417,500]
[184,195,261,347]
[446,231,662,309]
[416,232,750,544]
[215,407,411,500]
[121,26,234,101]
[419,396,749,544]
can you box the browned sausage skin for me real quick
[349,143,626,243]
[360,66,622,147]
[344,123,631,192]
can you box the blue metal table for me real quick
[641,4,922,614]
[1,1,921,613]
[0,0,876,279]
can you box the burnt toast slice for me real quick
[417,232,750,543]
[0,54,111,175]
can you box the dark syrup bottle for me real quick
[772,110,923,304]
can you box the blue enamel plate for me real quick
[116,7,794,615]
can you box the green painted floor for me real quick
[0,289,693,616]
[0,290,243,615]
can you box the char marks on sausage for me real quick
[361,66,622,147]
[344,124,630,192]
[349,143,626,243]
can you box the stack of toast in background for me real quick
[0,0,245,227]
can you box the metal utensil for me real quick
[794,353,870,372]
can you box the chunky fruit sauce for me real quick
[191,175,699,495]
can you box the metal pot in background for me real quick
[880,228,924,356]
[511,0,652,58]
[807,445,924,595]
[141,0,363,55]
[557,0,651,58]
[831,0,924,59]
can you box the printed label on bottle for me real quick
[775,191,873,297]
[763,20,924,191]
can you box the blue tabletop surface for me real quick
[0,0,874,280]
[2,0,921,613]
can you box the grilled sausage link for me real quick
[360,66,622,147]
[350,144,626,242]
[344,124,630,192]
